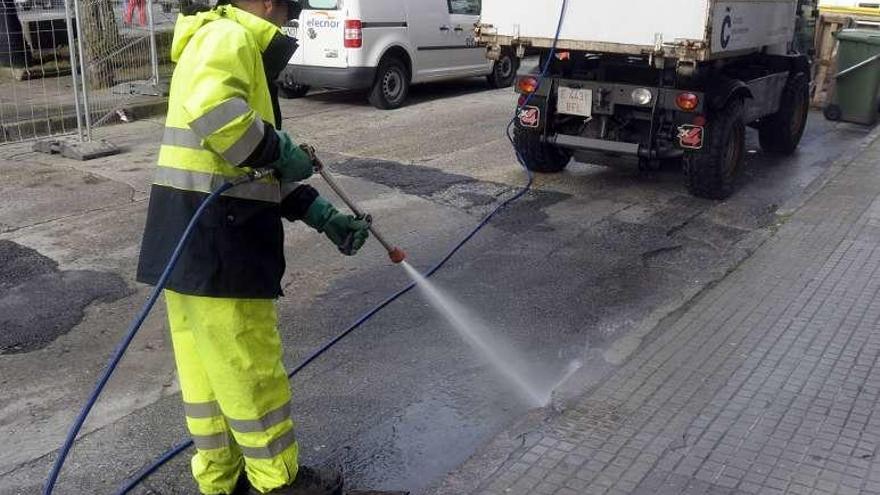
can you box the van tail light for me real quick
[516,75,540,94]
[676,92,699,112]
[344,20,362,48]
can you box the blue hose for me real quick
[43,181,236,495]
[50,2,569,493]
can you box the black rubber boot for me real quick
[231,474,252,495]
[250,466,343,495]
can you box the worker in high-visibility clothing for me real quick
[135,0,369,493]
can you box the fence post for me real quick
[71,0,91,141]
[146,0,158,86]
[62,0,84,141]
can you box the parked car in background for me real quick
[279,0,519,109]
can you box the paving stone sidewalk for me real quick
[446,129,880,495]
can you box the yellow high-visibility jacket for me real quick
[137,6,317,298]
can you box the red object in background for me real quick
[676,92,700,112]
[518,106,540,127]
[124,0,147,27]
[678,125,704,149]
[344,20,363,48]
[516,75,540,94]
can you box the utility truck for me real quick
[478,0,813,199]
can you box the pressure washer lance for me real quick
[302,144,407,264]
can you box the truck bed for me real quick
[478,0,798,61]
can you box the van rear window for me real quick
[305,0,339,9]
[448,0,480,15]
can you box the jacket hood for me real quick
[171,6,280,63]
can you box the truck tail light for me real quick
[344,20,362,48]
[516,76,539,94]
[676,92,699,112]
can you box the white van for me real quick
[278,0,519,109]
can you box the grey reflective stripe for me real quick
[239,428,297,460]
[154,167,281,203]
[184,400,222,419]
[162,127,203,150]
[227,401,291,434]
[192,432,230,451]
[222,119,265,166]
[189,98,251,138]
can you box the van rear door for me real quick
[299,1,347,68]
[405,0,458,80]
[447,0,489,74]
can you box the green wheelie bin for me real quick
[825,29,880,125]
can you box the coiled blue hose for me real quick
[47,2,568,493]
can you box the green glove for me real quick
[273,131,314,183]
[304,197,371,255]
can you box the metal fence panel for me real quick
[73,0,169,138]
[1,0,175,144]
[0,0,83,143]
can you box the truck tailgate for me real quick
[480,0,710,49]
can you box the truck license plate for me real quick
[557,86,592,117]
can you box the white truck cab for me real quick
[279,0,519,109]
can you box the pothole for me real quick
[0,240,133,354]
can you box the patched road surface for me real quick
[0,75,874,494]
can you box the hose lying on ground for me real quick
[46,2,569,492]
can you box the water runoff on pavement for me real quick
[401,261,582,408]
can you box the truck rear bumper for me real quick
[546,134,683,160]
[283,65,377,90]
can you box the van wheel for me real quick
[369,58,409,110]
[758,72,809,154]
[278,83,310,99]
[683,98,746,200]
[488,52,519,89]
[513,128,571,173]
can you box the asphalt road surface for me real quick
[0,75,873,494]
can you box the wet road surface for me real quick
[0,75,873,494]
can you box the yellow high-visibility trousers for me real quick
[165,290,300,494]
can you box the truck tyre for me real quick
[487,52,519,89]
[513,128,571,173]
[758,73,809,154]
[278,83,310,99]
[684,99,746,200]
[369,57,409,110]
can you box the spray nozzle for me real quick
[352,214,406,263]
[388,247,407,264]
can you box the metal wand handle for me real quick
[304,146,399,255]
